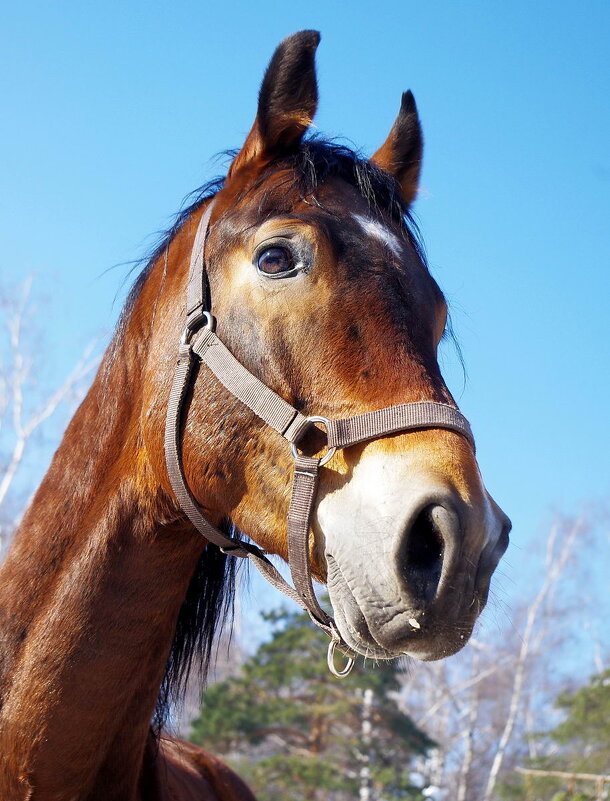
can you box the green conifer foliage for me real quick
[549,668,610,772]
[190,608,434,801]
[501,669,610,801]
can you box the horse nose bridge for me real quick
[349,424,480,482]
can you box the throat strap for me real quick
[164,198,475,677]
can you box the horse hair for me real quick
[153,520,241,734]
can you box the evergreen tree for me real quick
[190,607,433,800]
[549,668,610,774]
[502,669,610,801]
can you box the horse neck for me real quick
[0,320,204,799]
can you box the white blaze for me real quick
[353,213,403,258]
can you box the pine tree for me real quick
[190,607,433,801]
[502,669,610,801]
[549,668,610,774]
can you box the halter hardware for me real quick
[165,197,475,679]
[290,416,337,467]
[180,311,215,345]
[327,626,356,678]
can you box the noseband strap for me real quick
[164,198,475,677]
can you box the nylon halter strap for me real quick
[164,198,475,678]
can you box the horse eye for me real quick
[257,246,294,276]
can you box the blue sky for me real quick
[1,2,609,642]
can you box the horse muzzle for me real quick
[317,445,511,660]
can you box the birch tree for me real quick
[0,279,98,550]
[401,509,608,800]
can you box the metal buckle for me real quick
[180,311,215,345]
[290,416,337,467]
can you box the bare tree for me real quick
[0,279,99,550]
[456,648,480,801]
[481,515,585,801]
[401,508,608,801]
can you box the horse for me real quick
[0,30,510,800]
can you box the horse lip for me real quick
[326,550,478,660]
[326,553,398,658]
[327,552,432,659]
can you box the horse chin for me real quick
[327,556,479,662]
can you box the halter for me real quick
[164,198,474,677]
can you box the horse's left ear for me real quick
[371,91,423,206]
[228,30,320,177]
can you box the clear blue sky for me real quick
[1,2,608,635]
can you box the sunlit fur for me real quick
[0,30,509,800]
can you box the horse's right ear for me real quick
[228,30,320,177]
[371,91,423,206]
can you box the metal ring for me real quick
[180,312,216,344]
[202,311,215,330]
[327,635,355,678]
[290,416,337,467]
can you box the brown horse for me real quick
[0,30,510,800]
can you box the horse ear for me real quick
[228,30,320,177]
[371,91,423,206]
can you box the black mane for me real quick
[147,137,430,731]
[153,520,240,734]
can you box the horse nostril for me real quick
[400,504,455,604]
[499,520,511,551]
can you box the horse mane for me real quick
[120,137,432,731]
[153,521,241,734]
[114,174,227,349]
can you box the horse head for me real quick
[142,31,510,663]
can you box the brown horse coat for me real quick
[0,30,509,800]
